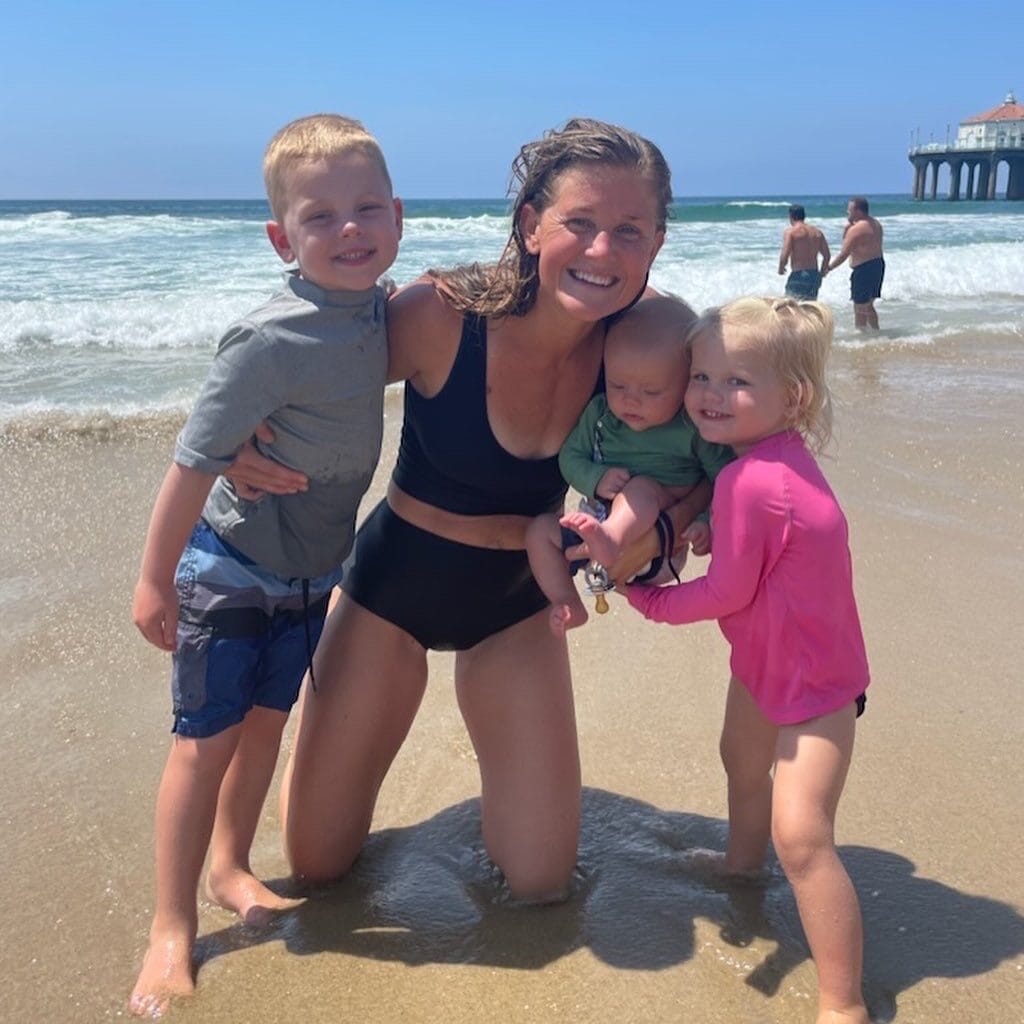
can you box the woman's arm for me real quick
[386,278,462,391]
[222,422,308,498]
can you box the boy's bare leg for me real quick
[773,704,868,1024]
[130,728,240,1017]
[525,514,588,636]
[561,476,665,569]
[720,677,777,874]
[205,706,302,924]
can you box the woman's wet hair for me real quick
[433,118,672,318]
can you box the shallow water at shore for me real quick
[1,333,1022,1023]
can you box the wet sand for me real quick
[1,330,1022,1023]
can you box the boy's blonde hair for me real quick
[689,296,834,452]
[263,114,392,221]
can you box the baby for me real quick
[526,295,733,635]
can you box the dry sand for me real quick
[1,330,1021,1023]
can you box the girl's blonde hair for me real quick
[689,296,835,452]
[262,114,392,221]
[432,118,672,318]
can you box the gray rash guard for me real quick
[175,271,387,579]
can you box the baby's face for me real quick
[604,335,688,431]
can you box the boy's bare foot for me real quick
[129,932,194,1018]
[205,867,302,927]
[560,511,622,569]
[816,1008,871,1024]
[549,601,588,637]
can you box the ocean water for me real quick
[2,195,1022,424]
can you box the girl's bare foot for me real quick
[549,601,588,637]
[205,866,302,927]
[129,931,194,1018]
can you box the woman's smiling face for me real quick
[520,164,665,323]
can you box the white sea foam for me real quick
[4,200,1020,420]
[724,200,792,208]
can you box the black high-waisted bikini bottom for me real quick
[342,500,549,651]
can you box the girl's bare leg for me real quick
[206,706,300,924]
[720,677,777,873]
[280,594,429,882]
[455,609,581,900]
[129,728,240,1017]
[773,704,867,1023]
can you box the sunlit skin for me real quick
[529,297,709,636]
[648,318,869,1024]
[520,164,664,329]
[128,146,399,1020]
[266,151,402,293]
[684,328,795,455]
[555,328,706,583]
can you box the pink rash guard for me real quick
[627,430,869,725]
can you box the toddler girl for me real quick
[623,296,871,1024]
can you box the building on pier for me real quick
[908,92,1024,200]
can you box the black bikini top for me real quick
[392,314,601,517]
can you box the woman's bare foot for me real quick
[205,866,302,927]
[560,512,621,568]
[129,931,194,1018]
[549,601,588,637]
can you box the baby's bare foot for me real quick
[205,867,302,927]
[560,512,621,568]
[549,602,588,637]
[129,932,194,1018]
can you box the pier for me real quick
[908,92,1024,200]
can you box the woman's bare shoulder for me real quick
[386,276,464,387]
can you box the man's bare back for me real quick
[778,205,830,300]
[782,221,829,272]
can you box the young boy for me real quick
[129,114,402,1017]
[526,296,733,636]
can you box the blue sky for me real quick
[2,0,1019,199]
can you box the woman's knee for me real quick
[497,845,577,903]
[286,813,366,884]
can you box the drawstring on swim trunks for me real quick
[301,578,317,694]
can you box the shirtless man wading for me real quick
[826,196,885,330]
[778,204,830,300]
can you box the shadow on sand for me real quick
[197,788,1024,1021]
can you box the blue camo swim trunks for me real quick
[785,268,822,299]
[171,521,342,738]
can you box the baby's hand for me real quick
[132,577,179,652]
[596,467,631,500]
[681,520,711,557]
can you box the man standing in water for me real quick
[777,204,830,299]
[827,196,885,330]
